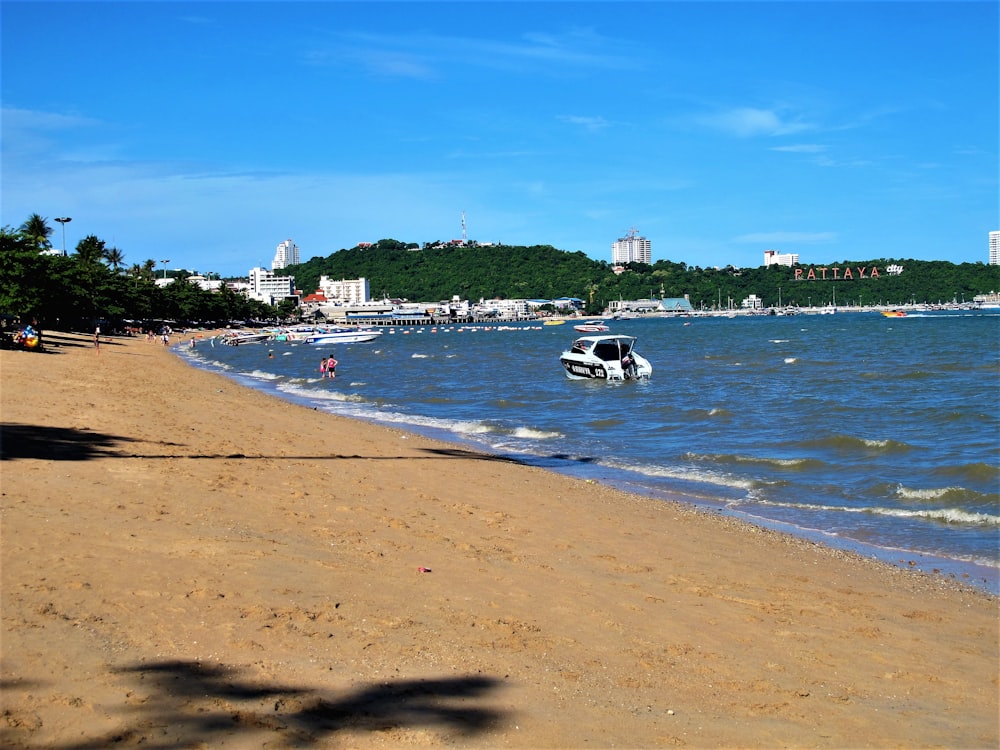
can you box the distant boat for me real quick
[305,327,383,345]
[543,319,567,326]
[573,320,610,332]
[218,330,271,346]
[881,310,907,318]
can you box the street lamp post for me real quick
[160,259,170,280]
[54,217,72,255]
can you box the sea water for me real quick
[180,311,1000,592]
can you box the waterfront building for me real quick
[318,276,370,304]
[249,266,296,305]
[272,239,300,270]
[764,249,799,267]
[989,231,1000,265]
[612,227,651,265]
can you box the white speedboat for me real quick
[218,330,271,346]
[305,326,383,345]
[559,334,652,381]
[573,320,610,332]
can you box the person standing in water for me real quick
[326,355,338,379]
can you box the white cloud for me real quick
[699,107,813,138]
[559,115,611,131]
[770,144,828,153]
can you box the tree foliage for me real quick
[4,213,998,332]
[0,222,277,330]
[287,241,1000,312]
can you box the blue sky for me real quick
[3,1,997,278]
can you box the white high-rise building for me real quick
[989,231,1000,265]
[612,227,651,265]
[272,239,300,270]
[249,267,296,305]
[764,249,799,267]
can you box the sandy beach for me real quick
[1,331,997,748]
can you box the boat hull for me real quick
[560,354,652,380]
[559,334,652,381]
[306,330,383,345]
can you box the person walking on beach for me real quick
[326,355,338,379]
[94,325,101,354]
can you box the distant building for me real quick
[272,239,300,270]
[317,276,370,305]
[989,231,1000,265]
[764,249,799,267]
[249,267,296,305]
[612,227,651,265]
[186,275,223,292]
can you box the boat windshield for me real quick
[593,340,632,361]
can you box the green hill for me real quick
[285,240,1000,313]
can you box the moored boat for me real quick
[573,320,610,333]
[218,330,271,346]
[559,334,652,381]
[305,326,383,345]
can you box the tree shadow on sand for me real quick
[0,423,532,464]
[0,423,145,460]
[2,660,505,749]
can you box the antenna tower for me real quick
[462,211,467,243]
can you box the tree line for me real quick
[1,214,279,332]
[287,238,1000,313]
[4,215,998,332]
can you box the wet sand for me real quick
[1,331,997,748]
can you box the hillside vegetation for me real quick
[287,239,1000,313]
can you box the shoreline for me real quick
[2,331,997,748]
[180,329,1000,596]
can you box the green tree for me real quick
[18,213,52,251]
[104,246,125,272]
[0,226,49,322]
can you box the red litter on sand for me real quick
[417,567,432,573]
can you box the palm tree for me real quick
[104,246,125,272]
[74,235,106,265]
[18,213,52,250]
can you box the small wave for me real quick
[750,499,1000,527]
[601,458,759,492]
[874,507,1000,526]
[783,357,797,364]
[246,369,282,380]
[932,462,1000,484]
[450,421,495,435]
[769,339,790,344]
[412,353,430,359]
[687,452,825,471]
[510,427,561,440]
[804,434,912,453]
[276,382,364,402]
[892,485,995,505]
[685,408,733,420]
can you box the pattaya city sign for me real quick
[795,266,882,280]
